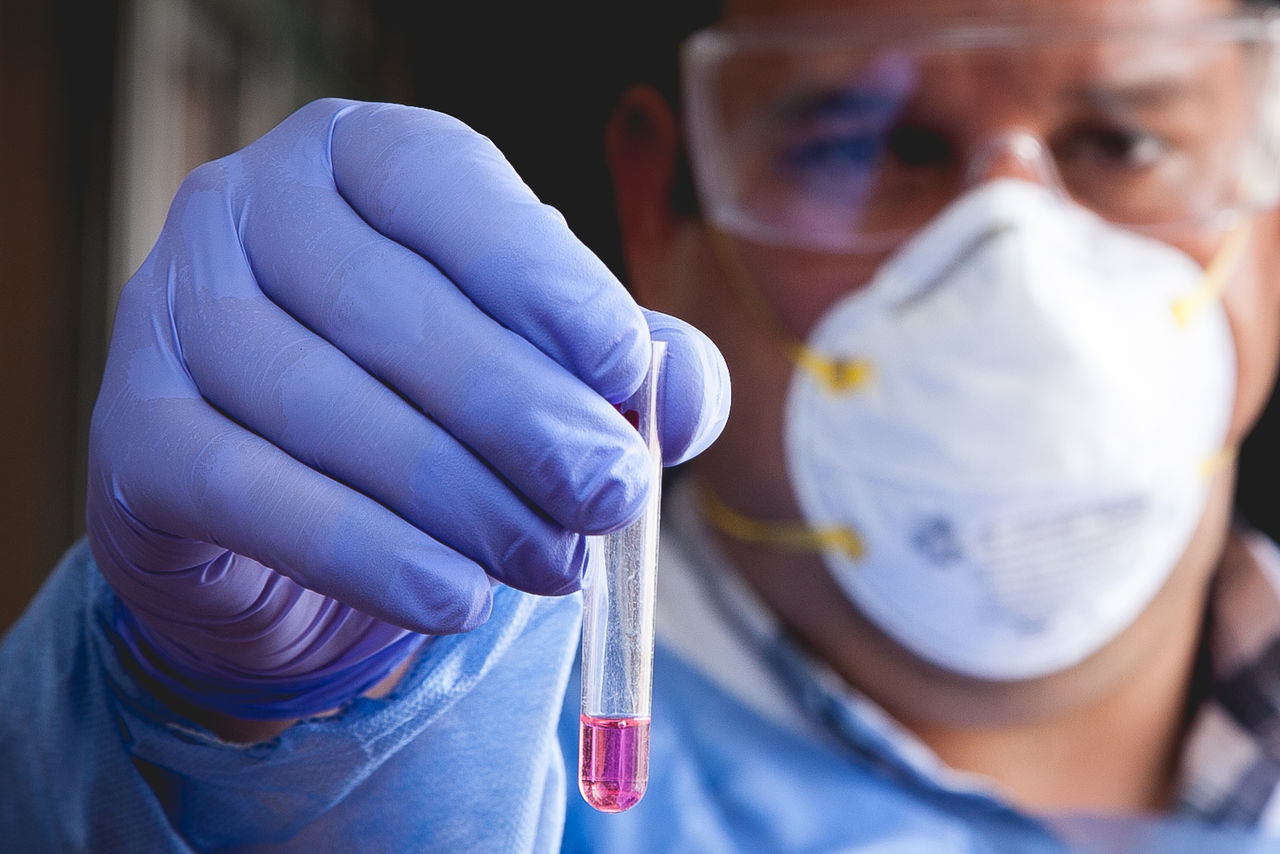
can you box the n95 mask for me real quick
[783,178,1237,681]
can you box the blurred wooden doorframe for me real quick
[0,0,116,631]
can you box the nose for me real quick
[961,130,1066,195]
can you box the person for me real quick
[6,0,1280,850]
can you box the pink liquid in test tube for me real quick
[578,714,650,813]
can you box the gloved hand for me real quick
[87,99,730,720]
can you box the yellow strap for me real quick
[1199,445,1237,481]
[1172,221,1251,328]
[1170,224,1246,483]
[786,344,875,393]
[698,483,866,560]
[700,447,1230,563]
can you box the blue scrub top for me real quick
[3,529,1279,851]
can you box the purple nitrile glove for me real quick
[87,99,730,720]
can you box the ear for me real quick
[605,84,684,311]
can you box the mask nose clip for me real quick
[962,130,1067,197]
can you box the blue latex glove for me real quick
[86,99,730,719]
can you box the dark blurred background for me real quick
[1,0,1276,632]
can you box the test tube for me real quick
[579,340,666,813]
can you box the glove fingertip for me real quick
[410,577,493,635]
[589,306,654,407]
[573,449,653,536]
[541,535,590,597]
[494,530,589,598]
[644,311,732,465]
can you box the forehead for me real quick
[714,0,1251,104]
[724,0,1237,24]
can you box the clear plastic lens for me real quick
[681,11,1280,251]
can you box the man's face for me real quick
[670,0,1280,518]
[609,0,1280,711]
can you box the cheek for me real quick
[671,230,795,434]
[1222,241,1280,444]
[669,230,889,435]
[726,241,888,338]
[665,229,839,514]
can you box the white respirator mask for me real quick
[782,178,1239,681]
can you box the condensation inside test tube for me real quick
[579,341,665,814]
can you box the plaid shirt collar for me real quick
[1175,526,1280,830]
[661,479,1280,831]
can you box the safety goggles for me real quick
[680,8,1280,253]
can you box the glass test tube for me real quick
[579,340,666,813]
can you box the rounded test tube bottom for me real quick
[578,714,650,812]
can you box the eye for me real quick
[779,123,954,178]
[885,124,953,167]
[1053,122,1169,170]
[781,133,883,174]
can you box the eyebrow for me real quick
[1067,79,1213,111]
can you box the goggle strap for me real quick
[1199,445,1238,480]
